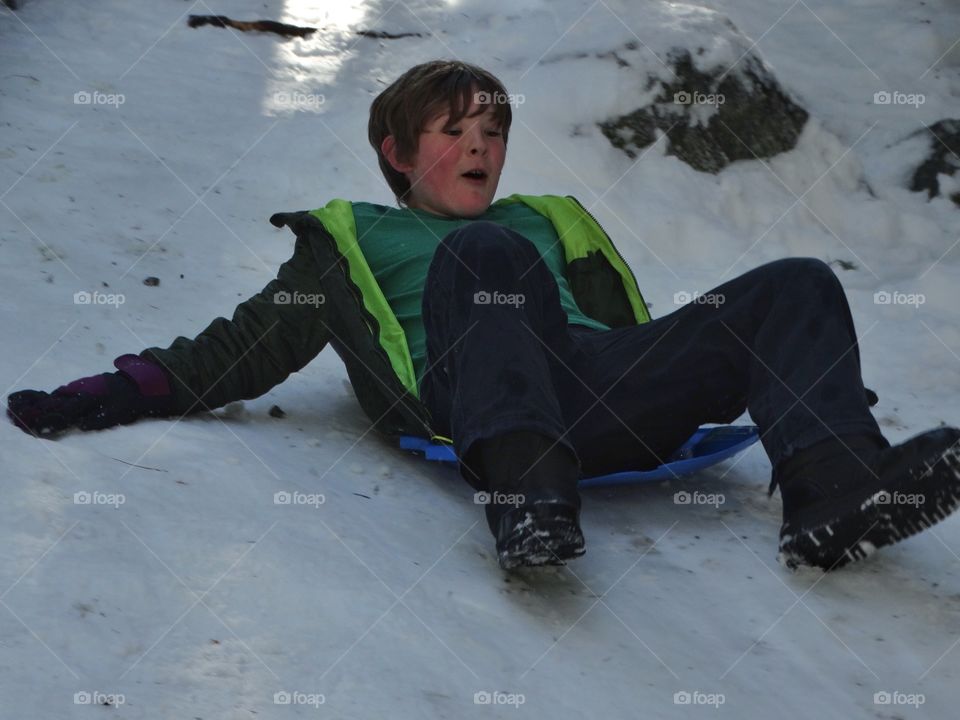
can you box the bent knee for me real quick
[766,257,839,289]
[441,221,532,256]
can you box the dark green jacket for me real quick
[141,194,651,439]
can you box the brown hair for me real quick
[368,60,513,204]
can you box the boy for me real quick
[8,60,960,572]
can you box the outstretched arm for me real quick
[7,233,331,436]
[141,233,331,415]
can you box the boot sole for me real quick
[779,440,960,570]
[496,504,585,570]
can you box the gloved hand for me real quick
[6,354,175,437]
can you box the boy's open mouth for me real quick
[461,169,488,182]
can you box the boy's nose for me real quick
[466,129,487,155]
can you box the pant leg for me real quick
[420,222,583,489]
[555,257,885,476]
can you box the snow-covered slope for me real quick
[2,1,959,717]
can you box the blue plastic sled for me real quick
[399,425,761,488]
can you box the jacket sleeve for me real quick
[139,233,331,415]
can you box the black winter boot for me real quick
[472,430,585,570]
[774,427,960,570]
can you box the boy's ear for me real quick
[381,135,415,174]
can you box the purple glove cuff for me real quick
[55,374,112,396]
[113,354,172,397]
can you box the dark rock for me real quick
[828,259,858,271]
[909,119,960,205]
[269,405,286,418]
[143,276,160,286]
[599,49,808,173]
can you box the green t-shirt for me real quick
[351,201,610,386]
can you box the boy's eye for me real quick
[443,128,503,137]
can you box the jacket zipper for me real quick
[567,195,650,319]
[315,218,436,438]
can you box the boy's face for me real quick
[383,98,506,219]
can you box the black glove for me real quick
[6,354,175,437]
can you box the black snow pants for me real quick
[419,222,884,489]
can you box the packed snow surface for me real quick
[2,0,960,717]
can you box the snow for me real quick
[2,0,960,717]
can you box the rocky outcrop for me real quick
[575,3,808,173]
[599,48,808,173]
[909,119,960,206]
